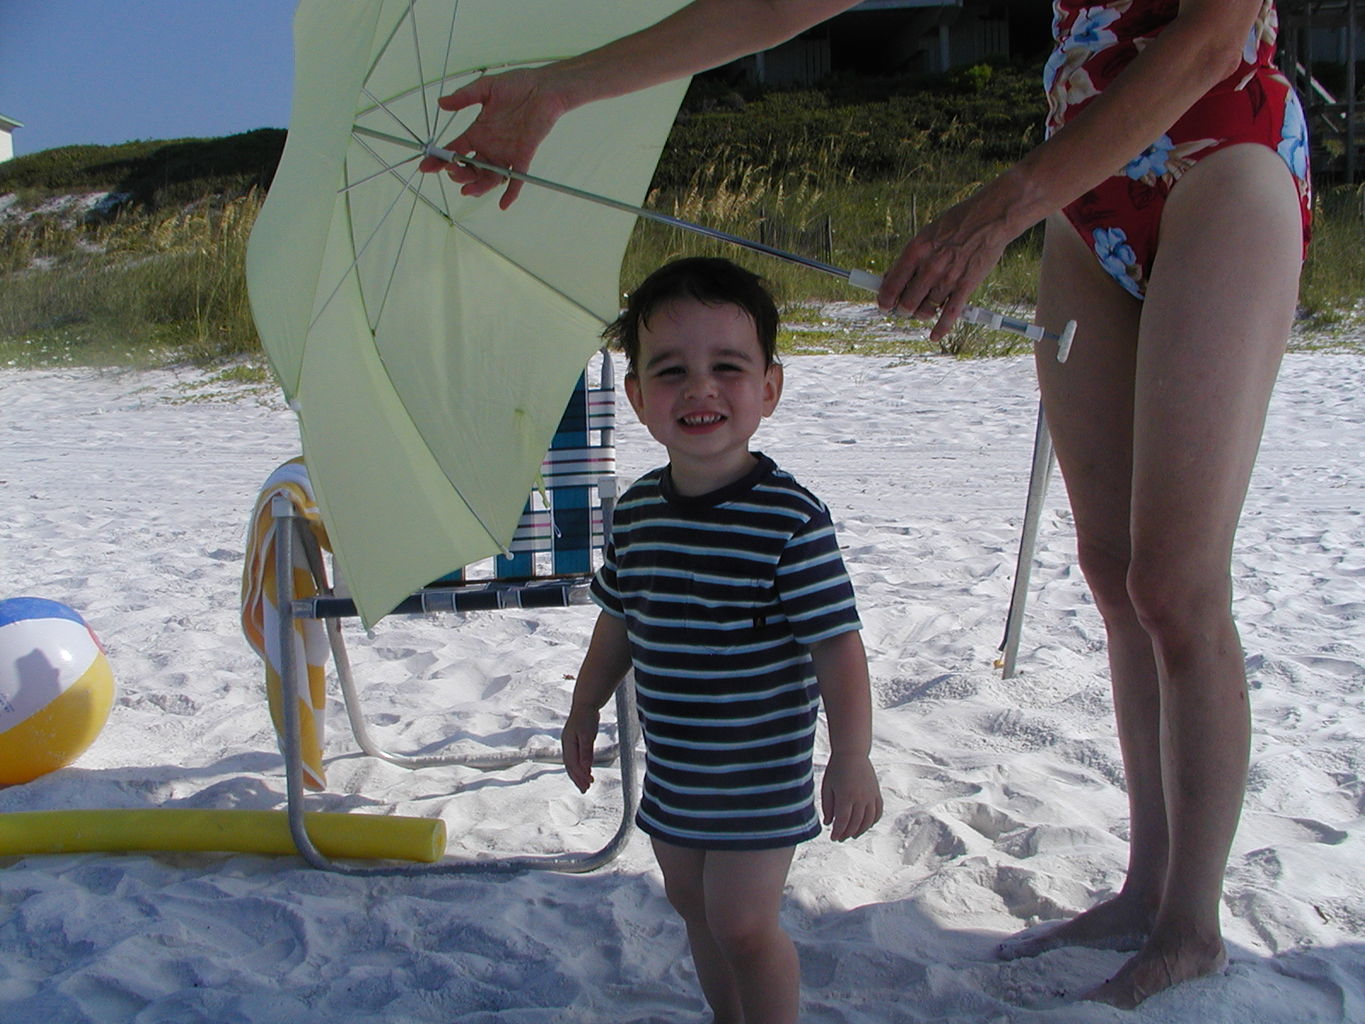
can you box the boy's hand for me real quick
[821,752,882,842]
[561,707,601,793]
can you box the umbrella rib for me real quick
[339,149,424,195]
[441,180,614,326]
[345,132,611,329]
[346,130,627,326]
[307,156,434,337]
[405,0,432,141]
[438,1,462,140]
[362,3,412,90]
[330,149,514,558]
[361,88,428,150]
[349,133,452,222]
[365,171,424,334]
[357,58,554,120]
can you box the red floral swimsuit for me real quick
[1047,0,1312,298]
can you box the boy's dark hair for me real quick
[603,256,779,373]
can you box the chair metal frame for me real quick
[269,355,638,874]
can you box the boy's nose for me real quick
[684,371,718,397]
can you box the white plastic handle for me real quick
[844,268,1073,362]
[847,268,884,292]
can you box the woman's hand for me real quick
[418,67,568,208]
[876,177,1026,341]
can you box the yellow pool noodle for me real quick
[0,809,446,863]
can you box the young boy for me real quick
[562,257,881,1024]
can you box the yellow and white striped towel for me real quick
[241,457,331,790]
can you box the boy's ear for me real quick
[762,362,784,417]
[624,372,645,418]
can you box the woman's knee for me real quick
[1126,554,1233,655]
[1075,535,1135,619]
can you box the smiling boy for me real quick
[563,257,880,1023]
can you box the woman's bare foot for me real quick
[1082,936,1228,1009]
[996,894,1153,960]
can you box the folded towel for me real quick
[241,458,330,790]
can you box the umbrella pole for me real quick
[406,140,1082,357]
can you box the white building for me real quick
[0,114,22,162]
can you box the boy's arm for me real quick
[810,630,882,842]
[563,611,633,793]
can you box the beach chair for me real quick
[255,355,637,875]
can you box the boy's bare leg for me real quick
[704,846,799,1024]
[653,839,744,1023]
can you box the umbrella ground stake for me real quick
[997,401,1056,679]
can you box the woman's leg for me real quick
[1000,213,1166,960]
[1084,143,1302,1008]
[653,838,744,1023]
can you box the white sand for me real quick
[1,349,1361,1023]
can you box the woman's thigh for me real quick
[1129,144,1302,583]
[1035,215,1144,576]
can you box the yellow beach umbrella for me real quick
[247,0,689,625]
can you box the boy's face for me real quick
[624,298,782,490]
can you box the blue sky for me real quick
[0,0,296,156]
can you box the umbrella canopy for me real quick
[247,0,689,625]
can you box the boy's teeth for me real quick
[683,413,722,425]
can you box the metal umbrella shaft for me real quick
[407,139,1076,356]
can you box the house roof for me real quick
[0,114,23,131]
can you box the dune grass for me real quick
[0,193,260,368]
[2,68,1362,370]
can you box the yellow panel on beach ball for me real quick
[0,597,116,786]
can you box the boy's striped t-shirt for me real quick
[591,453,860,850]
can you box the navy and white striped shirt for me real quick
[592,453,861,849]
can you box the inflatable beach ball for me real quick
[0,597,115,785]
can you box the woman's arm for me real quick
[421,0,858,205]
[878,0,1270,334]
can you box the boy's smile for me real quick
[625,298,782,496]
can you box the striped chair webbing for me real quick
[492,368,614,580]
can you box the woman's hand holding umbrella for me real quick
[418,67,568,209]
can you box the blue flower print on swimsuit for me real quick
[1277,87,1309,181]
[1125,135,1176,181]
[1242,22,1259,65]
[1092,227,1145,299]
[1044,3,1123,94]
[1069,5,1123,50]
